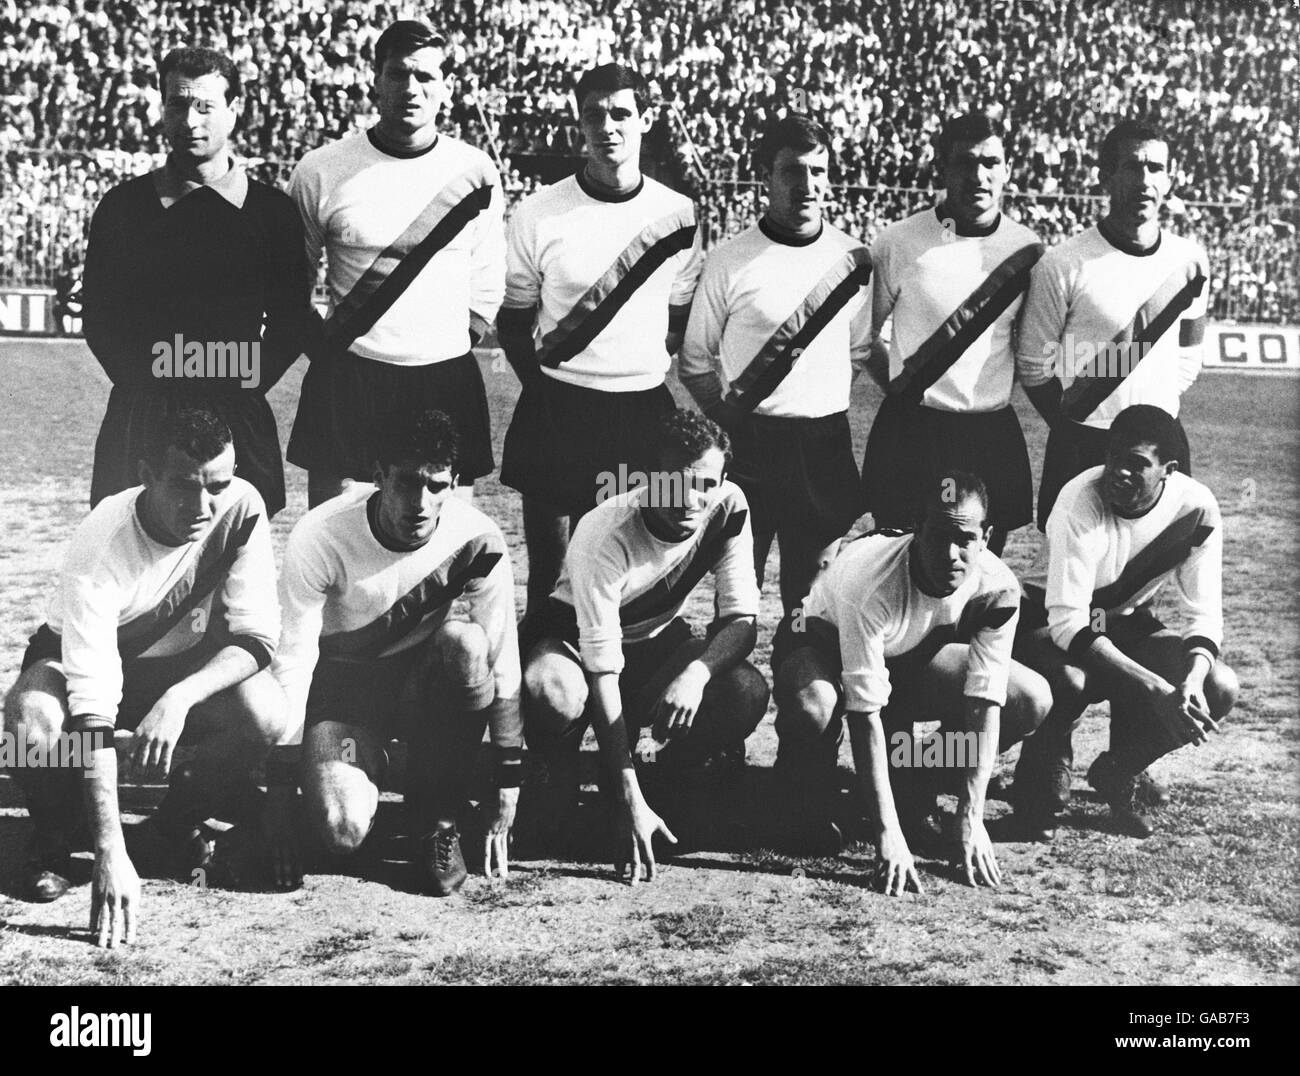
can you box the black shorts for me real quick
[531,598,696,724]
[728,410,864,547]
[1037,416,1192,531]
[91,385,286,516]
[21,624,219,732]
[302,649,426,740]
[770,613,945,726]
[500,376,676,515]
[287,349,494,484]
[862,396,1033,531]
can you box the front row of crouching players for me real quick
[268,410,523,896]
[3,410,288,944]
[521,410,770,884]
[772,470,1053,894]
[1011,404,1237,839]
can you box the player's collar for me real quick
[367,127,441,159]
[153,154,248,209]
[1097,217,1162,257]
[577,166,644,202]
[759,215,822,246]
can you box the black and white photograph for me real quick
[0,0,1295,1013]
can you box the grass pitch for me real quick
[0,339,1296,984]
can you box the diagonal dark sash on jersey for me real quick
[536,208,696,369]
[318,548,503,662]
[887,591,1019,680]
[322,168,494,352]
[1061,264,1207,422]
[117,511,260,661]
[1090,508,1213,613]
[619,507,748,626]
[888,242,1044,403]
[724,248,872,413]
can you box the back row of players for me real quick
[4,24,1237,948]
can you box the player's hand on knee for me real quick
[875,826,923,897]
[483,786,519,880]
[1150,681,1206,746]
[129,690,190,778]
[91,845,140,949]
[954,804,1001,889]
[614,795,677,886]
[1177,679,1219,740]
[654,665,709,739]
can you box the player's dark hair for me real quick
[1099,119,1168,175]
[753,114,832,175]
[574,63,650,116]
[655,409,731,469]
[144,408,232,470]
[1108,405,1180,464]
[934,111,1006,168]
[158,47,241,103]
[375,409,460,473]
[374,19,446,73]
[920,470,990,527]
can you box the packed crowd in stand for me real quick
[2,0,1296,319]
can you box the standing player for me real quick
[1017,120,1209,530]
[679,115,871,613]
[287,20,505,508]
[771,472,1051,893]
[83,47,320,518]
[3,410,286,945]
[270,411,522,896]
[522,411,769,883]
[496,63,704,644]
[860,112,1043,554]
[1011,406,1238,839]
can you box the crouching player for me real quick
[771,472,1051,894]
[2,409,286,946]
[1011,405,1238,839]
[522,410,770,884]
[268,410,521,896]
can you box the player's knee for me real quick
[1052,661,1090,711]
[3,675,66,747]
[776,679,839,742]
[1206,661,1239,719]
[1007,668,1054,744]
[523,656,586,732]
[304,765,376,855]
[705,662,770,739]
[228,671,292,746]
[431,620,491,686]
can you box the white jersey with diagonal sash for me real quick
[48,479,279,725]
[803,532,1022,712]
[551,482,760,674]
[274,486,520,736]
[1025,467,1223,661]
[1015,226,1210,428]
[288,130,505,366]
[877,207,1044,413]
[679,219,872,417]
[503,171,704,392]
